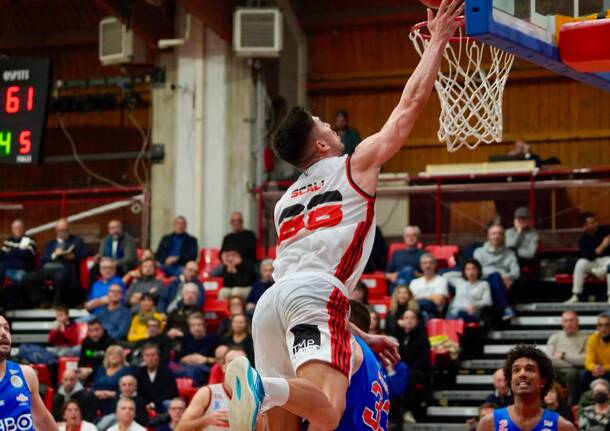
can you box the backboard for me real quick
[465,0,610,90]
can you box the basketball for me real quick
[419,0,442,8]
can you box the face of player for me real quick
[464,262,480,282]
[63,402,82,426]
[312,116,344,157]
[488,226,504,248]
[0,316,11,361]
[510,357,544,397]
[561,311,579,336]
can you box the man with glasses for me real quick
[580,312,610,397]
[85,258,125,314]
[546,310,588,405]
[220,211,257,264]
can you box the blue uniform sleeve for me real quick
[386,361,408,397]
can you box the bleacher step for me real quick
[433,390,488,401]
[456,374,493,385]
[516,302,609,313]
[511,315,596,327]
[407,424,466,431]
[484,344,540,355]
[460,359,503,369]
[6,309,89,319]
[427,406,479,418]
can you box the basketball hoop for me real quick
[409,18,515,152]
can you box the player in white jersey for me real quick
[227,1,465,430]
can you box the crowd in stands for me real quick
[3,204,610,430]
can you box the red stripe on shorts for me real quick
[334,199,375,283]
[326,287,351,377]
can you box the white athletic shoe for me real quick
[226,356,265,431]
[564,295,579,304]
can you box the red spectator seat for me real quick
[369,296,391,327]
[80,256,96,289]
[57,356,79,385]
[387,243,406,262]
[256,246,266,261]
[31,364,52,387]
[176,377,198,402]
[425,245,459,268]
[201,277,223,300]
[203,299,229,333]
[267,246,277,259]
[360,273,388,299]
[555,274,604,285]
[43,386,54,410]
[198,248,220,278]
[426,318,464,366]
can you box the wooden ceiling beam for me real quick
[175,0,234,41]
[93,0,174,47]
[300,7,425,30]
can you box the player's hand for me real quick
[427,0,465,44]
[210,411,229,426]
[366,334,400,366]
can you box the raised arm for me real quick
[176,386,229,431]
[351,0,464,194]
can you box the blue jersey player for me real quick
[0,312,57,430]
[476,345,574,431]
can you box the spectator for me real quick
[364,225,388,273]
[127,293,163,343]
[174,312,221,385]
[566,212,610,303]
[485,368,513,407]
[580,312,610,395]
[96,284,132,340]
[220,211,257,264]
[155,216,198,277]
[546,310,588,405]
[165,283,201,341]
[473,224,519,320]
[446,259,492,323]
[122,249,161,285]
[352,281,369,305]
[386,226,424,291]
[466,402,495,431]
[23,218,88,307]
[409,253,448,320]
[0,218,35,308]
[125,258,164,312]
[158,261,204,314]
[218,295,247,336]
[52,369,96,422]
[245,259,274,314]
[59,400,97,431]
[93,219,137,278]
[107,397,146,431]
[369,308,382,335]
[217,247,258,299]
[176,347,248,430]
[96,374,148,430]
[134,343,179,412]
[48,305,81,356]
[156,398,186,431]
[221,313,254,364]
[92,345,132,415]
[544,382,574,422]
[133,317,171,364]
[396,309,431,422]
[334,109,361,156]
[208,345,229,385]
[505,207,539,261]
[85,258,125,314]
[385,285,418,336]
[508,139,542,168]
[578,378,610,431]
[78,318,115,382]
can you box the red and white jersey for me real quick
[203,384,230,430]
[273,155,376,294]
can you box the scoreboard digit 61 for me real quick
[0,59,51,164]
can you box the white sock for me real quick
[261,377,290,411]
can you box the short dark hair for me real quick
[273,106,314,168]
[88,318,102,327]
[580,211,595,225]
[348,300,371,333]
[55,305,69,315]
[335,109,348,120]
[61,399,82,416]
[461,259,483,280]
[141,343,160,355]
[503,344,554,399]
[140,293,155,304]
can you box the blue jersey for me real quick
[493,407,559,431]
[0,360,34,431]
[336,337,390,431]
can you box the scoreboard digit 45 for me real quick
[0,59,51,164]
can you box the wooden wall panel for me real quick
[306,20,610,233]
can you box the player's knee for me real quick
[310,407,342,430]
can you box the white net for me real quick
[410,23,515,152]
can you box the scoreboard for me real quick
[0,59,51,164]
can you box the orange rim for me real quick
[410,16,470,43]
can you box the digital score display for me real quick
[0,59,51,164]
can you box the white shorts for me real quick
[252,272,353,379]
